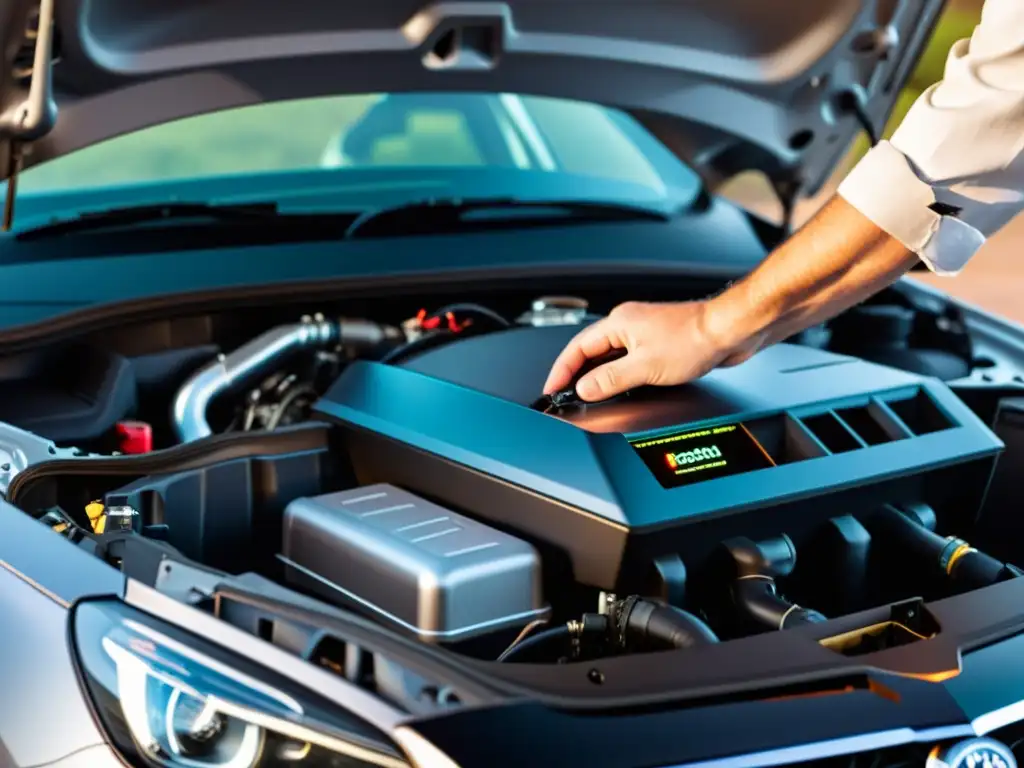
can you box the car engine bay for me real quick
[5,281,1024,718]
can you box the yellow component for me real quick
[51,522,68,534]
[946,542,976,575]
[85,501,107,534]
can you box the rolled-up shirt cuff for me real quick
[836,140,986,276]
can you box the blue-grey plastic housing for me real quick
[314,325,1002,592]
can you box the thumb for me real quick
[576,355,646,402]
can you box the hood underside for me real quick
[1,0,945,196]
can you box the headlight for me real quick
[72,600,411,768]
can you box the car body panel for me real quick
[0,193,764,331]
[0,566,109,767]
[7,245,1024,766]
[9,5,1024,767]
[0,498,124,604]
[9,509,1024,768]
[0,0,948,195]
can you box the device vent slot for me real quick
[834,402,907,445]
[883,390,955,436]
[798,412,864,454]
[746,414,829,463]
[782,414,830,460]
[790,415,864,456]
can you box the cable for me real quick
[381,303,512,365]
[430,303,511,329]
[498,598,719,662]
[379,330,459,365]
[497,625,572,662]
[497,619,548,660]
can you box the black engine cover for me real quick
[314,325,1000,591]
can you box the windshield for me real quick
[15,93,702,216]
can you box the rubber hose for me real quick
[733,577,826,630]
[615,596,718,650]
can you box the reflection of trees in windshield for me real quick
[322,93,678,194]
[17,92,697,197]
[328,94,492,167]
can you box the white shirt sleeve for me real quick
[837,0,1024,276]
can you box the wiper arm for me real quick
[345,197,673,239]
[16,201,346,240]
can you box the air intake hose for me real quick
[172,315,400,443]
[611,595,719,650]
[723,535,826,631]
[872,504,1022,591]
[732,577,826,630]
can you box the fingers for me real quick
[542,320,616,394]
[576,355,647,401]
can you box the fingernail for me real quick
[577,377,598,401]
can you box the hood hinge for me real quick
[0,0,58,231]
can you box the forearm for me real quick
[706,0,1024,357]
[706,196,919,353]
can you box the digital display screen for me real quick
[630,423,775,488]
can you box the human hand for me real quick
[542,300,760,402]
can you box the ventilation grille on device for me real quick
[793,389,954,458]
[740,388,958,467]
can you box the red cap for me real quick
[115,421,153,454]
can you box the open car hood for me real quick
[1,0,945,199]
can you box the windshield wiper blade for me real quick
[15,201,337,240]
[345,197,673,239]
[16,197,673,242]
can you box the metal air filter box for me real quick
[280,483,549,643]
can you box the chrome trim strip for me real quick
[972,700,1024,737]
[394,726,461,768]
[664,725,975,768]
[0,557,70,607]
